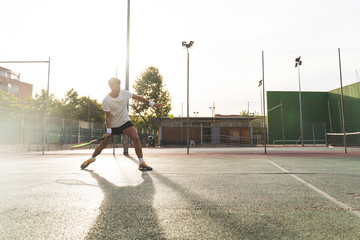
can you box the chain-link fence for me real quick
[0,106,162,152]
[0,107,105,152]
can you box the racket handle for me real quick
[99,135,110,141]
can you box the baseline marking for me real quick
[266,159,360,218]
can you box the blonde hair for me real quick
[108,77,121,87]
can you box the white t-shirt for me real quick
[102,90,133,128]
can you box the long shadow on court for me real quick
[124,156,299,239]
[83,169,165,240]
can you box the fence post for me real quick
[324,123,328,147]
[312,123,316,146]
[327,100,333,133]
[280,101,285,146]
[61,118,65,149]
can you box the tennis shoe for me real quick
[81,157,96,169]
[138,161,153,171]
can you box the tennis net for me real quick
[326,132,360,147]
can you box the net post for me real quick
[324,123,328,147]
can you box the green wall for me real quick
[267,82,360,144]
[267,91,329,144]
[328,82,360,133]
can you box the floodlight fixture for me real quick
[182,41,194,49]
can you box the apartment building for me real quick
[0,66,33,100]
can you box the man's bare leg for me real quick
[81,136,111,169]
[123,126,152,170]
[123,126,143,158]
[92,136,112,158]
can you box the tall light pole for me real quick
[123,0,131,155]
[258,79,264,147]
[295,56,304,147]
[182,41,194,154]
[209,102,215,117]
[262,51,266,154]
[258,79,263,118]
[338,48,347,153]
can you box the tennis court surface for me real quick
[1,147,360,239]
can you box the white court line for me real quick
[266,159,360,218]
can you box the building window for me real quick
[0,69,9,77]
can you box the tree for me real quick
[0,89,17,110]
[31,88,104,123]
[61,89,104,123]
[0,89,17,102]
[0,89,19,121]
[76,96,104,123]
[131,66,172,133]
[32,89,63,117]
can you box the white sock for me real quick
[90,156,95,161]
[139,158,144,164]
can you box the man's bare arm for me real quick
[105,111,112,128]
[132,94,164,109]
[104,111,112,137]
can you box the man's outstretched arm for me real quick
[132,94,164,109]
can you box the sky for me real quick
[1,0,360,117]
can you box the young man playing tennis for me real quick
[81,77,163,171]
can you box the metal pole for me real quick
[262,51,266,154]
[338,48,347,153]
[70,106,73,145]
[62,118,65,149]
[312,123,315,146]
[0,61,49,63]
[324,123,328,146]
[43,58,51,154]
[186,48,190,154]
[211,102,215,144]
[280,101,285,146]
[327,100,333,133]
[297,65,304,146]
[17,73,21,152]
[124,0,131,156]
[338,100,342,132]
[260,85,263,117]
[47,58,51,151]
[88,96,91,149]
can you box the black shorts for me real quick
[111,121,134,135]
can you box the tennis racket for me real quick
[71,137,105,149]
